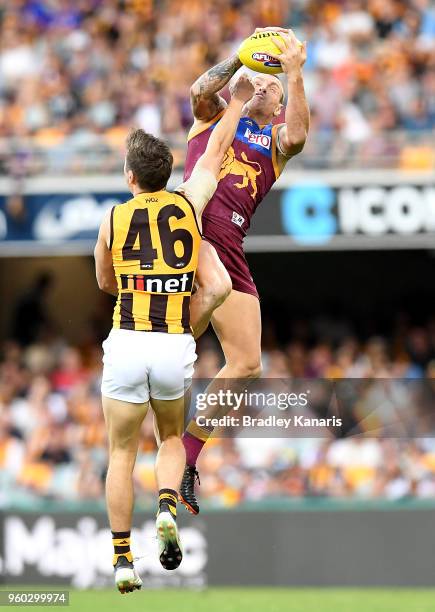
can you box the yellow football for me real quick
[238,31,286,74]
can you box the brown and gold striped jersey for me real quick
[110,189,202,334]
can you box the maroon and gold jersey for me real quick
[184,111,284,241]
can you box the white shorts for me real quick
[101,328,197,403]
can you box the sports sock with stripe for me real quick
[182,425,212,466]
[158,488,178,520]
[112,530,133,566]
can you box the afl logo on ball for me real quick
[252,52,281,68]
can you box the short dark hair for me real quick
[125,129,173,191]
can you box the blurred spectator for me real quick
[0,0,431,174]
[2,309,435,507]
[11,272,55,346]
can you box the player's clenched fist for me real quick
[263,29,307,74]
[230,73,255,103]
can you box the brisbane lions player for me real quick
[180,29,310,514]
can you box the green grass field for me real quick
[3,588,435,612]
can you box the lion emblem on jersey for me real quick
[218,146,262,200]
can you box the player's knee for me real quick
[232,358,262,379]
[202,271,232,310]
[244,361,263,379]
[213,268,232,306]
[109,433,135,451]
[159,432,183,444]
[109,441,138,465]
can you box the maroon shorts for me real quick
[202,227,259,299]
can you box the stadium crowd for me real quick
[1,309,435,508]
[0,0,433,174]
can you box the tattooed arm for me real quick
[190,54,242,122]
[177,75,254,217]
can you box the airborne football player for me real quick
[180,29,310,514]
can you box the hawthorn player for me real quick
[94,75,255,592]
[181,28,310,514]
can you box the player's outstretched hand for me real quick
[266,29,307,74]
[230,73,255,103]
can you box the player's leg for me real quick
[151,395,187,570]
[212,288,262,378]
[190,240,232,339]
[148,332,196,569]
[152,395,186,491]
[187,288,262,444]
[103,395,148,592]
[181,289,262,513]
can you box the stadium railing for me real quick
[0,130,433,177]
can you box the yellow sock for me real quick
[112,530,133,566]
[158,489,178,519]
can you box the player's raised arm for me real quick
[198,73,254,177]
[267,29,310,157]
[176,74,254,217]
[94,207,118,296]
[190,54,242,122]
